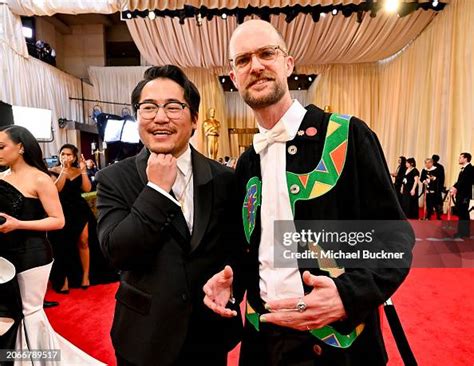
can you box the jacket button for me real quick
[313,344,323,356]
[170,213,175,218]
[182,294,188,301]
[287,145,298,155]
[290,184,300,194]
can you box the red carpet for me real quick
[44,268,474,365]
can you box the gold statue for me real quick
[202,108,221,160]
[324,105,332,113]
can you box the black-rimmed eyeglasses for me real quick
[135,101,188,119]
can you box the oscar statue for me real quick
[202,108,221,160]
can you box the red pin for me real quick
[305,127,317,136]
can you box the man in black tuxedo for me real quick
[204,20,414,366]
[96,65,243,366]
[451,152,473,238]
[432,154,445,192]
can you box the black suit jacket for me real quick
[236,105,414,365]
[454,163,473,203]
[96,147,243,366]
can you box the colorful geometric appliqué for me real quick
[286,113,351,214]
[242,176,262,244]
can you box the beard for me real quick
[241,76,286,109]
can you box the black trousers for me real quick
[426,193,442,219]
[456,201,471,237]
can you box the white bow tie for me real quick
[253,121,290,154]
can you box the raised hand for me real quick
[146,153,178,192]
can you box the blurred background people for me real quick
[432,154,446,193]
[392,156,407,205]
[401,157,420,219]
[49,144,94,292]
[85,158,98,191]
[451,152,473,238]
[0,125,103,364]
[420,158,443,220]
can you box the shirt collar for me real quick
[257,100,307,140]
[177,145,192,176]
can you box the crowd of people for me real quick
[392,153,473,237]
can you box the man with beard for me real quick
[203,20,414,366]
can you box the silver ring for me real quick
[296,298,307,313]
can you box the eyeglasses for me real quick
[229,45,288,71]
[135,101,188,120]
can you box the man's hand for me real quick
[450,187,457,196]
[261,271,347,331]
[203,265,237,318]
[146,153,178,192]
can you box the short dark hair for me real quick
[432,154,440,162]
[460,152,472,162]
[0,125,48,174]
[407,157,416,167]
[131,65,200,122]
[59,143,79,167]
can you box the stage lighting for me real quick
[148,10,156,20]
[384,0,400,13]
[332,9,338,16]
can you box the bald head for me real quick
[229,20,287,59]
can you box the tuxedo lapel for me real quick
[190,147,213,252]
[135,147,191,246]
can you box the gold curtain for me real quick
[376,0,474,187]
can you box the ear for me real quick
[229,70,240,90]
[285,55,295,77]
[191,113,198,130]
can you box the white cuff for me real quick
[147,182,180,207]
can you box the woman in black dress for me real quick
[401,157,420,219]
[0,126,104,364]
[391,156,407,205]
[49,144,93,292]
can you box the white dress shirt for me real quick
[147,146,194,233]
[258,100,307,302]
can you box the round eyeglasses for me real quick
[229,45,288,71]
[135,101,188,120]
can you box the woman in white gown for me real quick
[0,125,105,365]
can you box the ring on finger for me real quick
[296,298,307,313]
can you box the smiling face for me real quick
[137,78,196,157]
[229,20,294,110]
[0,131,22,166]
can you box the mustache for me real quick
[246,74,275,89]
